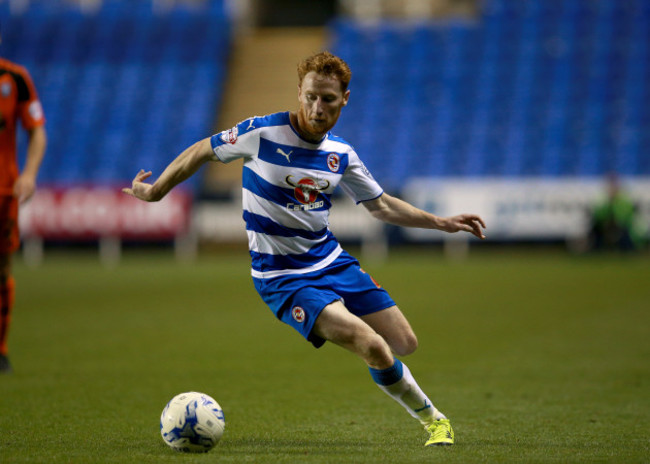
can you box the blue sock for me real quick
[369,358,444,425]
[369,358,404,386]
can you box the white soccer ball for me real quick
[160,391,226,452]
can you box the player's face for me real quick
[297,72,349,142]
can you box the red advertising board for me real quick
[18,187,192,240]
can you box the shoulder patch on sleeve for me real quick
[219,125,239,145]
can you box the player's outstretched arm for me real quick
[14,125,47,204]
[122,138,214,202]
[363,193,486,239]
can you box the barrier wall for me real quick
[402,177,650,241]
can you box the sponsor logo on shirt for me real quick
[285,175,329,211]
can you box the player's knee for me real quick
[362,333,393,367]
[404,333,419,355]
[393,332,418,357]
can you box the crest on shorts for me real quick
[292,306,305,323]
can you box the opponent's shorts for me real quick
[0,195,19,254]
[253,252,396,348]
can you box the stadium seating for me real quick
[3,0,648,194]
[1,0,230,189]
[329,0,650,191]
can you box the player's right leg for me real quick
[312,300,394,369]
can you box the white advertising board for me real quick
[401,178,650,241]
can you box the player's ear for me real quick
[342,89,350,106]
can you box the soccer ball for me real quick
[160,391,226,452]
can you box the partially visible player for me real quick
[0,34,47,373]
[124,52,485,446]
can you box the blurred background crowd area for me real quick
[1,0,649,259]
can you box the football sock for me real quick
[0,276,15,356]
[369,358,446,426]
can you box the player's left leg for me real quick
[362,306,453,445]
[0,252,14,373]
[361,305,417,356]
[314,302,453,445]
[330,264,454,445]
[312,300,394,369]
[368,356,453,446]
[0,196,20,373]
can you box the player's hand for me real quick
[443,214,487,239]
[122,169,156,201]
[13,174,37,204]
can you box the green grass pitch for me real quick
[1,247,648,463]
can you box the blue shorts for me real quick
[253,253,396,348]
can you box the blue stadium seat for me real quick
[2,1,231,189]
[329,0,649,187]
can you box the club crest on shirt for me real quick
[1,82,12,98]
[327,153,340,172]
[285,175,329,210]
[292,306,305,323]
[219,125,238,145]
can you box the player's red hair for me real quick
[297,51,352,92]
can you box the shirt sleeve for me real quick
[15,67,45,130]
[210,117,260,163]
[338,149,384,204]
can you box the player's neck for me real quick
[289,111,325,144]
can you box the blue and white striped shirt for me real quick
[210,112,383,280]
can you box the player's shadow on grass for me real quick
[224,437,373,455]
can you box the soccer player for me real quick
[0,41,47,373]
[123,51,485,446]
